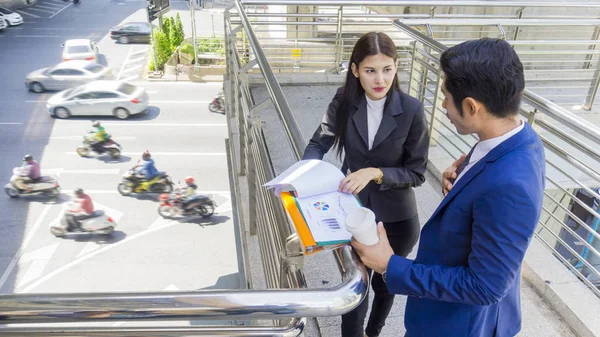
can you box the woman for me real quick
[303,32,430,337]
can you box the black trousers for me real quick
[341,215,421,337]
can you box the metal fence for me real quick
[236,0,600,109]
[0,1,370,336]
[396,20,600,297]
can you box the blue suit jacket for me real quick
[386,123,545,337]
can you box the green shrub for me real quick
[179,43,194,55]
[149,27,171,71]
[170,13,185,50]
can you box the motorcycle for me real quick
[50,202,116,237]
[158,189,216,219]
[76,133,122,158]
[117,168,174,196]
[5,167,60,198]
[208,91,224,114]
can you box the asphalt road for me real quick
[0,0,238,296]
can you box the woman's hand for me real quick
[339,168,380,194]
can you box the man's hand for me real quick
[351,222,394,274]
[442,154,466,196]
[339,168,380,194]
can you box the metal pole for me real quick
[190,0,199,68]
[147,1,159,74]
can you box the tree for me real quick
[161,18,172,52]
[149,27,171,71]
[170,13,185,50]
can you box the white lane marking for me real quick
[150,100,212,103]
[15,10,42,18]
[44,168,121,175]
[117,46,133,80]
[130,48,149,56]
[120,75,140,82]
[24,7,57,14]
[20,218,180,293]
[65,152,226,156]
[101,123,227,126]
[0,122,24,125]
[74,202,124,259]
[17,243,61,289]
[122,64,143,72]
[0,205,52,291]
[126,57,146,64]
[164,284,180,291]
[35,4,65,9]
[50,135,136,140]
[17,35,61,38]
[148,217,173,230]
[215,199,232,213]
[49,2,72,18]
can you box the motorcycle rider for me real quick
[65,188,94,230]
[180,176,198,211]
[89,121,108,152]
[11,154,41,193]
[135,150,159,180]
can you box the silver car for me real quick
[47,81,149,119]
[62,39,99,62]
[25,61,113,93]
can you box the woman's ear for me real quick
[351,63,359,78]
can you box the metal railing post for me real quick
[334,6,344,74]
[512,7,525,41]
[583,58,600,111]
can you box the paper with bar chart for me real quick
[264,160,362,254]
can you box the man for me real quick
[13,154,41,192]
[65,188,94,230]
[352,38,545,337]
[90,121,108,152]
[136,150,159,180]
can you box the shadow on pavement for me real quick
[70,230,127,243]
[184,214,230,227]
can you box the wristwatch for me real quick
[374,168,384,185]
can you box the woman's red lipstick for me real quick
[374,87,385,92]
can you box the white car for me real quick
[0,6,23,26]
[25,60,113,93]
[47,81,149,119]
[0,16,6,31]
[62,39,99,62]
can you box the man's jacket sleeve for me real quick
[385,183,539,306]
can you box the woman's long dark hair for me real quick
[333,32,401,158]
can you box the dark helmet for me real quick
[23,154,33,162]
[74,188,84,197]
[142,150,151,161]
[92,121,101,127]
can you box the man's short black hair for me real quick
[440,38,524,118]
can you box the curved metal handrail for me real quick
[0,248,366,324]
[241,1,600,7]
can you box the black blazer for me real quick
[303,87,429,222]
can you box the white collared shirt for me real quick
[454,120,526,184]
[366,95,386,150]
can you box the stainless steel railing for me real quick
[0,1,370,336]
[395,20,600,297]
[234,1,600,109]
